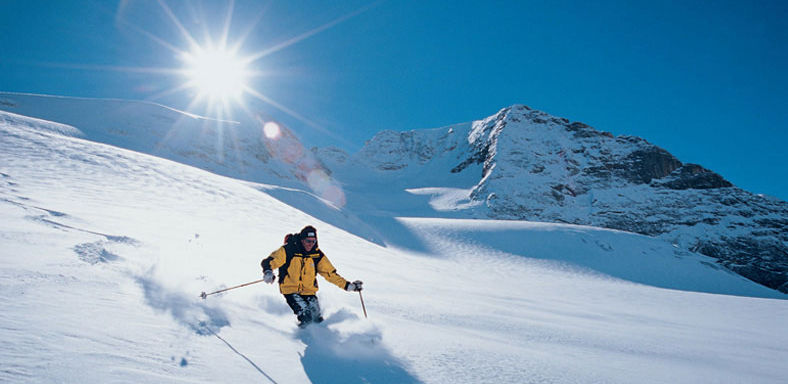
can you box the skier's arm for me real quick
[315,255,350,290]
[261,246,287,271]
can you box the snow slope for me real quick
[3,92,786,295]
[3,108,788,383]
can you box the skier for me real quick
[261,225,363,327]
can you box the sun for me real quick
[116,0,378,121]
[181,45,251,106]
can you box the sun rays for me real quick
[111,0,377,126]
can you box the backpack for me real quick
[283,233,299,246]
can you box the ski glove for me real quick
[263,270,275,284]
[345,280,363,292]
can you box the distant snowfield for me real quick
[2,109,788,383]
[405,187,482,211]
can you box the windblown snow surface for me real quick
[1,108,787,383]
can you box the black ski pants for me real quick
[284,293,323,325]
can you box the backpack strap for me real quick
[277,239,299,283]
[312,250,325,267]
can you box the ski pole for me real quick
[358,290,368,318]
[200,278,266,299]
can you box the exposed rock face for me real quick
[349,105,788,294]
[655,164,734,190]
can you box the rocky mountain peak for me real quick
[345,104,788,294]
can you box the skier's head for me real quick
[299,225,317,251]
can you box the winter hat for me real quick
[299,225,317,239]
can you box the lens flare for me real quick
[263,121,281,139]
[306,169,347,208]
[260,118,346,208]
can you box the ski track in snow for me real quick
[2,109,788,383]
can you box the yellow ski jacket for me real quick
[261,243,349,295]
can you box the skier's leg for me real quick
[284,294,311,325]
[303,295,323,323]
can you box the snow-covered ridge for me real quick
[0,108,82,137]
[354,123,470,171]
[0,92,340,196]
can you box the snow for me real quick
[405,187,482,211]
[2,102,788,384]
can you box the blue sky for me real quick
[1,1,786,200]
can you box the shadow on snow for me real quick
[135,275,230,335]
[297,310,421,384]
